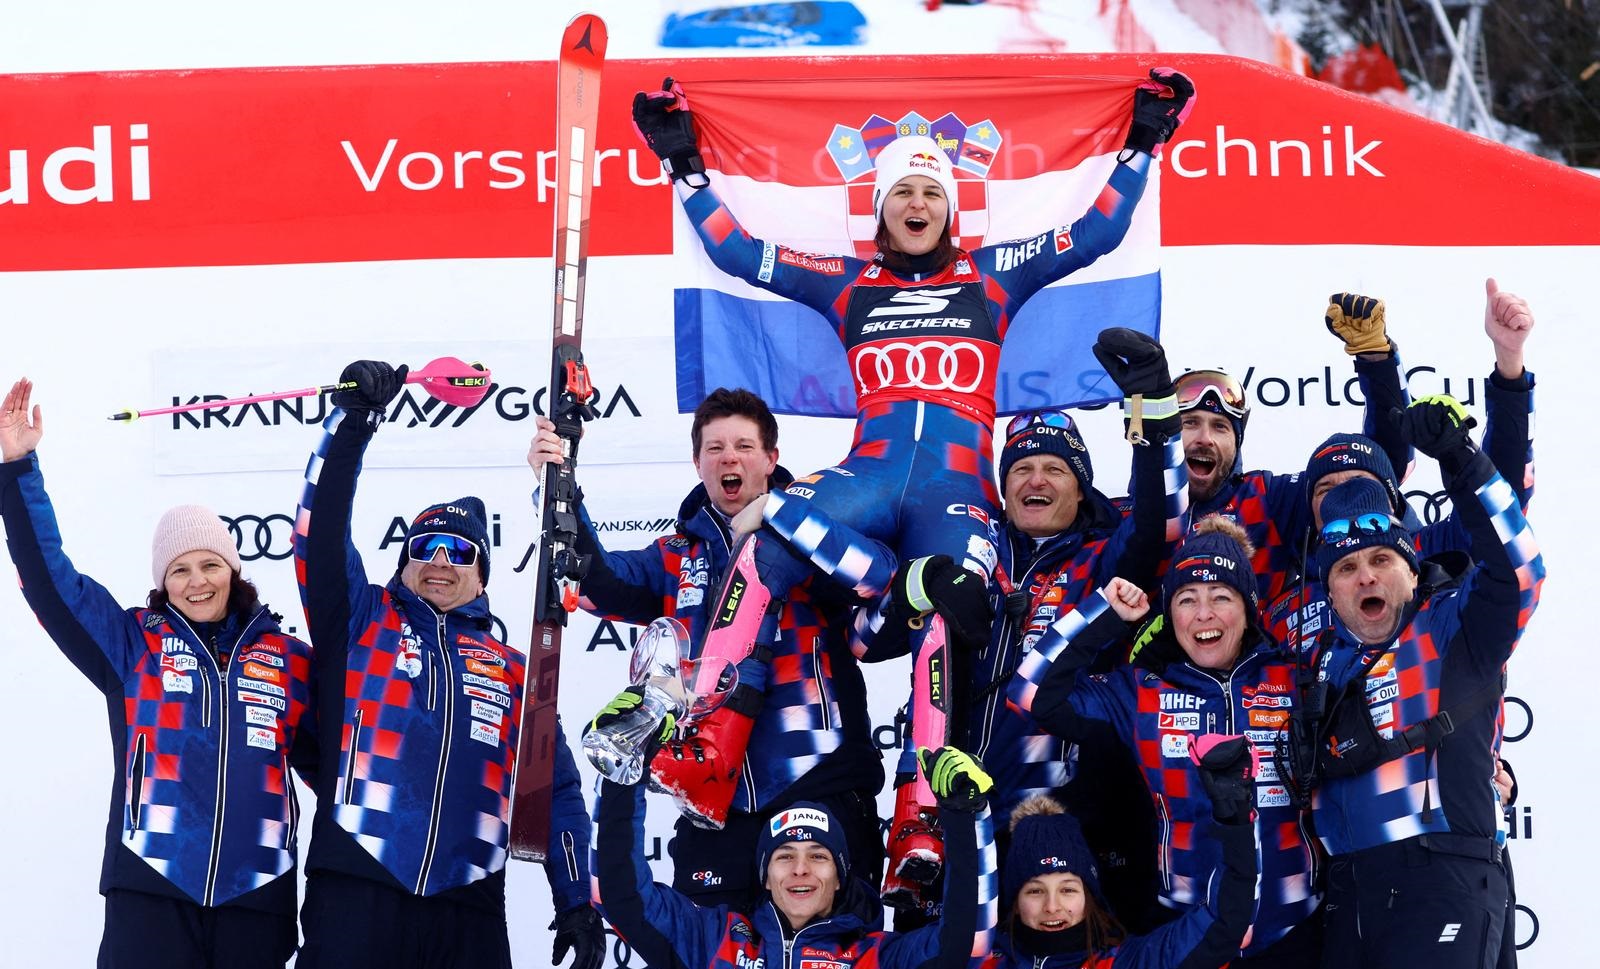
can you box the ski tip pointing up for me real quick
[564,13,608,61]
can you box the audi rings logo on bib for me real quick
[224,513,295,561]
[852,338,990,395]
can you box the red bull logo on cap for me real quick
[908,151,943,171]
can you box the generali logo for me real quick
[1,124,151,204]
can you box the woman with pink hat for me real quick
[0,377,314,969]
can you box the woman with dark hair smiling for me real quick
[989,761,1256,969]
[0,377,315,969]
[1010,518,1323,967]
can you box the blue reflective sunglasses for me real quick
[1005,410,1077,439]
[408,532,479,567]
[1320,513,1400,542]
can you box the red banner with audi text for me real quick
[2,53,1598,273]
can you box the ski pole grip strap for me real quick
[721,681,766,717]
[1123,393,1178,445]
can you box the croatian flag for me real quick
[672,73,1163,418]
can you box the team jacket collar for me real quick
[1003,486,1121,567]
[753,874,883,944]
[674,465,797,546]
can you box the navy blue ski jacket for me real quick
[574,471,883,812]
[295,407,590,913]
[1,453,314,915]
[595,778,996,969]
[980,814,1255,969]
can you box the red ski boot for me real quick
[881,782,944,908]
[650,688,762,829]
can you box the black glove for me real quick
[1190,734,1257,826]
[1093,327,1172,398]
[332,360,408,412]
[1392,394,1478,475]
[891,555,994,649]
[551,904,605,969]
[1124,68,1196,157]
[631,77,708,187]
[918,745,994,813]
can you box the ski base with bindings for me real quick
[508,10,607,864]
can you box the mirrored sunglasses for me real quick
[1320,513,1400,542]
[408,532,479,567]
[1004,410,1078,440]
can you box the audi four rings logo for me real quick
[854,341,985,394]
[224,514,295,561]
[1403,488,1453,526]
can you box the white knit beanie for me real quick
[151,505,242,587]
[871,135,959,229]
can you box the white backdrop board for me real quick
[3,14,1598,969]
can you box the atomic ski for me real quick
[509,11,607,863]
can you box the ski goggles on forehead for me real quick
[408,532,479,567]
[1174,370,1247,419]
[1004,410,1078,439]
[1321,513,1401,542]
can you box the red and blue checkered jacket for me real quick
[575,475,883,812]
[1311,450,1543,857]
[596,778,996,969]
[857,432,1186,830]
[1181,349,1414,605]
[1267,368,1535,657]
[1,453,313,915]
[295,408,590,912]
[1010,594,1321,955]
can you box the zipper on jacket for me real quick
[810,634,834,731]
[342,708,365,804]
[1155,793,1173,893]
[415,609,456,893]
[426,650,439,711]
[200,661,213,728]
[284,753,300,851]
[127,733,147,836]
[203,619,250,906]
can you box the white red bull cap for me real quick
[871,135,958,229]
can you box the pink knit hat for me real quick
[151,505,242,587]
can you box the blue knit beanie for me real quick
[1304,433,1403,517]
[999,411,1094,494]
[1316,478,1418,583]
[1003,800,1104,909]
[1162,525,1259,613]
[757,801,850,883]
[398,496,491,582]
